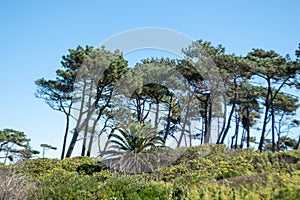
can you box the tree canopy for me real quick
[35,41,300,159]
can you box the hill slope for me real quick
[1,144,300,199]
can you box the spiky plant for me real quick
[108,122,164,154]
[103,122,166,173]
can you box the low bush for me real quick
[0,145,299,199]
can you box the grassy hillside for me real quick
[1,144,300,199]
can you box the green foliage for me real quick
[0,128,39,163]
[40,143,57,150]
[97,178,172,200]
[31,168,99,199]
[1,145,300,199]
[108,122,164,154]
[22,156,98,177]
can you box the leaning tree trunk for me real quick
[218,80,237,144]
[258,80,271,152]
[177,94,191,147]
[219,92,236,144]
[86,89,113,157]
[60,101,72,160]
[66,80,87,158]
[81,81,93,156]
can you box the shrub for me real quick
[30,168,98,199]
[97,177,172,200]
[1,145,299,199]
[0,165,34,200]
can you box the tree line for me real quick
[35,41,300,159]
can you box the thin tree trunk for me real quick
[234,114,240,148]
[271,78,289,152]
[200,117,205,144]
[87,89,113,157]
[61,112,70,160]
[60,101,72,160]
[67,109,96,157]
[66,80,87,157]
[205,97,213,143]
[230,136,234,149]
[271,100,275,152]
[219,93,236,144]
[155,102,159,129]
[277,133,281,151]
[178,93,191,147]
[189,122,192,146]
[216,94,227,144]
[164,95,173,142]
[86,117,99,157]
[240,129,246,149]
[136,98,142,123]
[81,81,93,156]
[203,94,210,143]
[246,107,250,148]
[66,80,108,158]
[258,79,271,152]
[95,117,111,156]
[296,135,300,150]
[81,124,89,156]
[218,80,237,144]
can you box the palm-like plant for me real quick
[108,122,164,154]
[102,123,181,174]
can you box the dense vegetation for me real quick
[0,145,299,199]
[1,40,300,199]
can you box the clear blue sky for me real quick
[0,1,299,159]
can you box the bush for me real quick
[1,145,299,199]
[30,168,98,199]
[97,178,172,200]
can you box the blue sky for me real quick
[0,1,299,159]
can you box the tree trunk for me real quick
[81,82,93,156]
[86,117,99,157]
[65,80,87,157]
[240,129,246,149]
[164,95,173,142]
[246,107,250,148]
[219,93,236,144]
[296,135,300,150]
[204,97,212,143]
[177,94,191,147]
[155,102,159,129]
[81,124,89,156]
[271,100,276,152]
[258,79,271,152]
[189,122,192,146]
[60,102,72,160]
[218,94,227,141]
[230,136,234,149]
[61,112,70,160]
[203,94,211,143]
[200,117,205,144]
[234,114,240,148]
[218,80,237,144]
[87,89,113,157]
